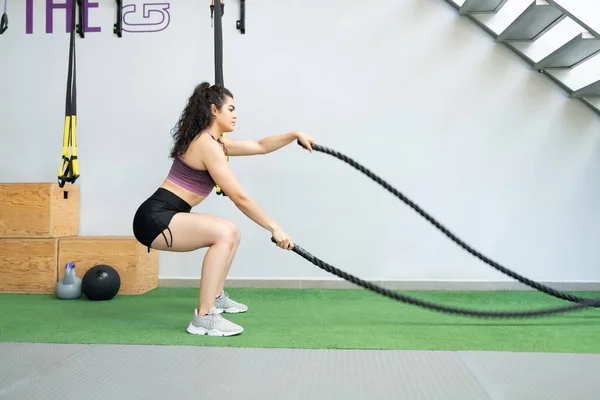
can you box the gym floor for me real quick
[1,342,599,399]
[1,287,600,399]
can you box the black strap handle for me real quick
[114,0,123,37]
[236,0,245,34]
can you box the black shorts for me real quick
[133,188,192,251]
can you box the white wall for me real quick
[1,0,600,285]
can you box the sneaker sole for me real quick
[186,323,243,337]
[215,307,248,314]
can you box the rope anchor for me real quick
[270,141,600,318]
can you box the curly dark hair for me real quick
[169,82,234,159]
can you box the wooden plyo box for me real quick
[0,183,79,238]
[57,236,159,295]
[0,238,59,294]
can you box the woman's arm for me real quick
[201,139,280,233]
[223,131,316,156]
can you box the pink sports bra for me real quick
[166,131,224,197]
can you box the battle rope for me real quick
[57,1,80,188]
[272,238,597,318]
[295,141,600,306]
[0,0,8,35]
[211,0,228,197]
[268,141,600,318]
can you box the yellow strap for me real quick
[57,115,80,187]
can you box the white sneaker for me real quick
[186,307,244,337]
[214,290,249,314]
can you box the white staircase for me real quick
[443,0,600,116]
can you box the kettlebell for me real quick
[56,262,82,300]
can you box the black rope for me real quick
[268,141,600,318]
[272,238,597,318]
[297,141,600,306]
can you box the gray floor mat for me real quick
[0,343,597,400]
[459,351,600,400]
[0,343,491,400]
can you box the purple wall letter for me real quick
[25,1,170,34]
[46,0,70,34]
[123,3,171,33]
[26,0,34,34]
[84,1,101,33]
[23,0,101,34]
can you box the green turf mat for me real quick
[1,288,599,353]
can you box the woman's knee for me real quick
[217,221,241,248]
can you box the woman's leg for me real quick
[212,227,248,313]
[150,212,240,316]
[215,220,241,297]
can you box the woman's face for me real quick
[214,96,236,132]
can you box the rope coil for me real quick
[271,141,600,318]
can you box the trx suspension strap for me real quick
[213,0,224,86]
[58,0,80,187]
[114,0,123,37]
[0,0,8,35]
[212,0,228,196]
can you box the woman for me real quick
[132,82,317,337]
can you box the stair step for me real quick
[497,1,565,42]
[459,0,509,15]
[534,32,600,69]
[572,79,600,97]
[443,0,600,115]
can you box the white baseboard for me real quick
[158,278,600,291]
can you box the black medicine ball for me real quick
[82,264,121,301]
